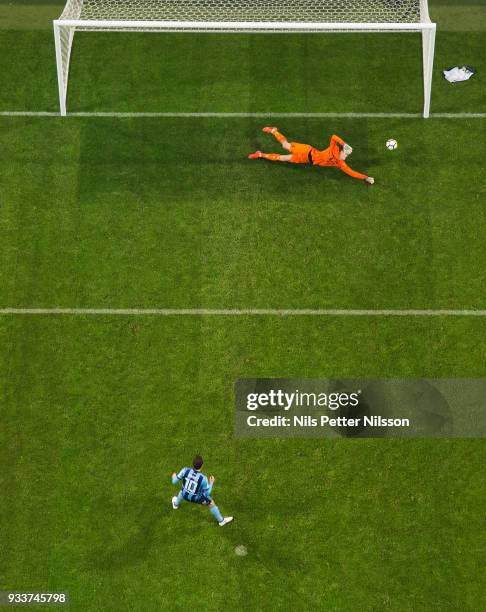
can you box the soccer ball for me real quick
[386,139,398,150]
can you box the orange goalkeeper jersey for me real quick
[311,135,368,180]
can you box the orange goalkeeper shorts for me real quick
[289,142,313,164]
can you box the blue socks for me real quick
[210,505,223,523]
[174,496,223,523]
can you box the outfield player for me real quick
[248,127,374,184]
[171,455,233,526]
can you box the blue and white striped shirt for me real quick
[172,467,213,501]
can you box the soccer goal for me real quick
[54,1,436,117]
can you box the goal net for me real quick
[54,0,435,115]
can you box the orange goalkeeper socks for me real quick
[262,153,281,161]
[273,130,287,144]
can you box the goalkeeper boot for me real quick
[248,151,262,159]
[262,127,277,134]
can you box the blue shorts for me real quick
[182,491,212,505]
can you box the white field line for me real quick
[0,111,485,119]
[1,308,486,316]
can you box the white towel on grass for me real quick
[443,66,476,83]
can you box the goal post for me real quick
[54,0,436,117]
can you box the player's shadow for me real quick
[89,492,168,570]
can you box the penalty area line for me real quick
[0,111,485,119]
[1,308,486,317]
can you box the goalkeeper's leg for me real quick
[263,127,291,151]
[248,151,292,162]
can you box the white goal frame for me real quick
[54,1,436,117]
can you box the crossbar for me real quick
[55,19,435,31]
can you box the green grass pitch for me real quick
[0,2,485,611]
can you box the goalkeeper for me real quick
[249,128,374,184]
